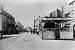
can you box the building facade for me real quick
[39,9,74,40]
[0,6,15,35]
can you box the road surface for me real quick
[0,32,75,50]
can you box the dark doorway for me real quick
[54,29,60,39]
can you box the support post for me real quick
[34,16,35,34]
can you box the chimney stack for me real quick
[62,6,64,12]
[0,5,3,10]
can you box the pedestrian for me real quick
[31,31,33,34]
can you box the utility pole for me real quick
[34,16,35,34]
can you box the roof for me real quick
[44,9,71,18]
[1,10,15,20]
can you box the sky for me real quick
[0,0,75,28]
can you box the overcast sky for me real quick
[0,0,74,28]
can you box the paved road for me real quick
[0,32,75,50]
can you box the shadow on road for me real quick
[0,36,13,40]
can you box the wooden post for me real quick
[34,16,35,34]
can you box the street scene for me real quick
[0,0,75,50]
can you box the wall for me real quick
[0,14,2,37]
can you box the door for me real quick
[55,29,60,40]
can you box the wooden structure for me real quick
[39,9,74,40]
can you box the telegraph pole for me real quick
[34,16,35,34]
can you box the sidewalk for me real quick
[0,34,19,40]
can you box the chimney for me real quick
[62,6,64,12]
[0,5,3,10]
